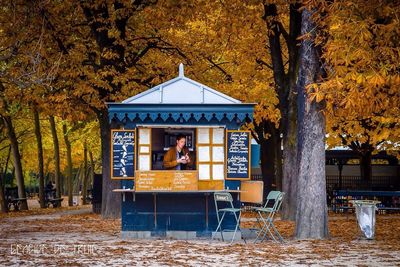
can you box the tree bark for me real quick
[360,150,372,181]
[0,146,11,213]
[89,150,95,189]
[281,86,298,220]
[262,3,302,220]
[295,8,328,239]
[33,108,45,208]
[82,140,89,205]
[260,139,274,194]
[274,136,283,191]
[49,116,61,200]
[62,123,73,206]
[252,121,281,197]
[74,165,82,193]
[98,109,121,218]
[281,126,298,220]
[0,172,6,213]
[2,115,28,210]
[0,168,7,213]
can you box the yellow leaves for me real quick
[329,23,340,31]
[309,90,325,103]
[321,0,400,151]
[356,74,364,84]
[367,73,386,87]
[375,128,390,142]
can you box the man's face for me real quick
[176,138,186,150]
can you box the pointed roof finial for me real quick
[179,63,184,77]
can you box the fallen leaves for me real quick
[1,206,400,266]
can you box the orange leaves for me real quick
[367,73,386,87]
[318,0,400,152]
[307,83,325,103]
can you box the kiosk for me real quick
[108,64,256,239]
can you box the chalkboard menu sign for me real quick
[226,130,251,180]
[111,130,135,179]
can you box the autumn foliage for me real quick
[0,0,398,229]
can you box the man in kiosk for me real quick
[163,134,193,170]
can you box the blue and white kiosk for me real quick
[108,64,256,239]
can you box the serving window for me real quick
[136,126,197,171]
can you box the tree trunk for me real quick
[2,115,28,210]
[274,136,283,191]
[82,141,89,205]
[98,109,121,219]
[49,116,61,200]
[281,129,298,220]
[33,108,45,208]
[74,165,82,193]
[62,123,73,206]
[260,139,274,195]
[281,91,298,220]
[252,121,281,198]
[262,3,301,220]
[0,169,7,213]
[89,150,95,189]
[0,146,11,213]
[295,8,328,239]
[360,150,372,181]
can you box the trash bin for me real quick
[350,200,380,239]
[73,194,80,206]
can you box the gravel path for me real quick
[1,207,399,266]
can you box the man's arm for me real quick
[163,148,178,169]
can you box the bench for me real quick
[5,187,27,211]
[81,189,93,204]
[7,198,27,211]
[48,198,63,207]
[38,197,63,208]
[333,190,400,214]
[37,188,63,208]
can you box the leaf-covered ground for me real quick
[1,201,399,266]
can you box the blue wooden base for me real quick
[121,191,240,237]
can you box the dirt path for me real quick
[1,207,399,266]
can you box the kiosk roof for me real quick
[122,64,241,105]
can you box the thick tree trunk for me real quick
[49,116,61,199]
[62,123,73,206]
[33,108,45,208]
[262,3,301,219]
[295,8,328,239]
[281,89,298,221]
[2,115,28,210]
[360,150,372,181]
[82,141,89,205]
[98,109,121,219]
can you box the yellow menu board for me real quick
[135,171,198,191]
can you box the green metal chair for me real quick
[212,192,242,243]
[254,191,285,243]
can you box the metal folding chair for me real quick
[254,191,285,243]
[212,192,242,243]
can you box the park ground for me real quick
[0,199,399,266]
